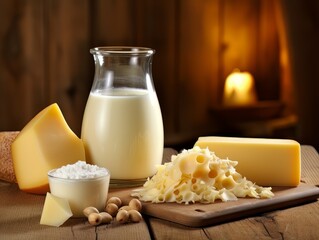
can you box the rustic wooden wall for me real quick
[2,0,314,149]
[277,0,319,151]
[0,0,92,135]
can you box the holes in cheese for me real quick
[221,176,237,189]
[40,192,73,227]
[195,136,301,186]
[208,167,218,179]
[11,103,85,194]
[132,147,274,204]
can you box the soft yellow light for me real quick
[223,70,257,106]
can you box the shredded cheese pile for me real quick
[131,147,274,204]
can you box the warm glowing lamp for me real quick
[223,69,257,106]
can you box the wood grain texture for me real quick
[149,218,206,240]
[109,183,319,228]
[0,0,46,131]
[221,0,259,76]
[178,0,220,134]
[150,145,319,239]
[137,0,179,137]
[0,0,287,146]
[278,0,319,151]
[45,0,91,136]
[0,146,318,239]
[207,146,319,239]
[0,180,151,240]
[300,145,319,185]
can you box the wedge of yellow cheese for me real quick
[11,103,85,194]
[195,136,301,186]
[40,192,73,227]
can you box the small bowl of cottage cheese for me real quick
[48,161,110,217]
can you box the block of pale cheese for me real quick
[40,192,73,227]
[11,103,85,194]
[195,136,300,186]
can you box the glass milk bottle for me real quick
[81,47,164,187]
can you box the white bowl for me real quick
[48,168,110,217]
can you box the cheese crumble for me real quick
[131,147,274,204]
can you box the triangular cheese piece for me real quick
[40,192,73,227]
[12,103,85,194]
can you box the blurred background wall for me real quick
[0,0,318,151]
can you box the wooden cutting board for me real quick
[108,183,319,227]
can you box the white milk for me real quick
[81,88,163,180]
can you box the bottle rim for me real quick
[90,46,155,56]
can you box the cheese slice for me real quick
[195,136,301,186]
[40,192,73,227]
[11,103,85,194]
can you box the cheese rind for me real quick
[195,136,301,187]
[40,192,73,227]
[11,103,86,194]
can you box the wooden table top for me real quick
[1,146,318,240]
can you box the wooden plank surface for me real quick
[107,174,319,227]
[149,145,319,239]
[0,180,151,240]
[114,183,319,227]
[0,146,318,239]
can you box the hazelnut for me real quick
[116,209,129,224]
[129,198,142,211]
[83,206,99,217]
[105,203,118,217]
[107,197,122,208]
[100,212,113,224]
[128,209,142,223]
[88,212,102,226]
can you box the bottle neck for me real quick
[90,48,155,93]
